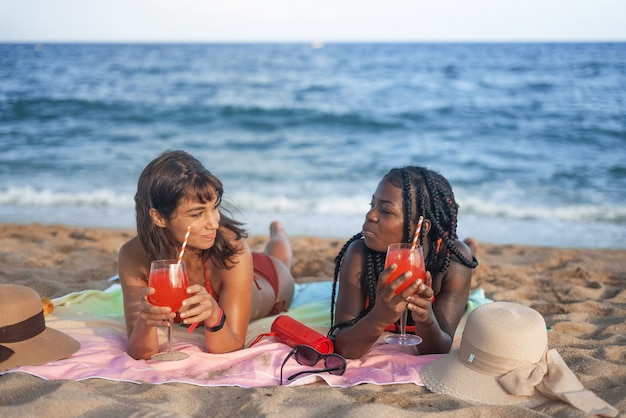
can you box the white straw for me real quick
[411,216,424,251]
[177,226,191,264]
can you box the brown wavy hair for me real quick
[135,150,247,269]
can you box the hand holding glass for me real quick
[384,243,425,346]
[148,259,190,361]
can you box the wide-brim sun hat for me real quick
[0,284,80,372]
[420,301,618,417]
[421,302,547,406]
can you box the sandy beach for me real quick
[0,222,624,417]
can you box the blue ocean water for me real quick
[1,43,625,248]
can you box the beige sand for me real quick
[0,222,624,417]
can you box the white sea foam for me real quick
[458,197,626,223]
[0,186,134,208]
[3,187,623,225]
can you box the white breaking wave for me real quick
[2,187,624,225]
[0,186,134,208]
[458,196,626,224]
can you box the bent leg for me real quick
[249,258,295,320]
[269,258,294,311]
[463,237,479,256]
[248,221,295,320]
[265,221,294,310]
[264,221,292,269]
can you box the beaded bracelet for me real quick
[205,308,226,332]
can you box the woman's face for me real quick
[360,179,405,253]
[165,194,221,251]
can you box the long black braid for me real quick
[328,166,478,340]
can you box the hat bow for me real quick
[499,348,618,417]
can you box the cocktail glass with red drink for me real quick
[384,243,425,346]
[148,259,190,361]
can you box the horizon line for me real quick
[2,39,626,44]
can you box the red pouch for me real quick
[249,315,334,354]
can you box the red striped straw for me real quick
[177,226,191,264]
[411,216,424,251]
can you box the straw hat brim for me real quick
[420,349,547,407]
[0,327,80,372]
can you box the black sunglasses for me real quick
[279,345,346,385]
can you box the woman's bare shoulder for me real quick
[119,235,145,260]
[452,238,474,261]
[345,237,367,255]
[340,238,367,276]
[118,236,150,277]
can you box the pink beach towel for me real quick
[1,282,489,387]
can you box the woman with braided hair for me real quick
[328,166,478,358]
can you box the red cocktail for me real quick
[148,260,190,361]
[385,244,425,295]
[384,243,425,346]
[148,266,188,312]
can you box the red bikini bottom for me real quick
[252,252,287,315]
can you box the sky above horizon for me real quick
[2,0,625,42]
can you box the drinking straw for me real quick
[411,216,424,251]
[177,226,191,264]
[187,321,199,333]
[179,225,196,332]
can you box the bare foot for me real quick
[269,220,287,237]
[265,221,293,269]
[463,237,479,256]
